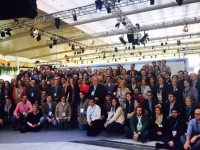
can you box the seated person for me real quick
[159,107,186,149]
[86,97,102,136]
[20,104,41,133]
[184,97,196,125]
[55,96,71,130]
[0,97,16,128]
[124,93,139,126]
[104,97,125,134]
[149,104,169,142]
[78,91,89,130]
[180,107,200,150]
[13,95,33,130]
[143,91,158,118]
[102,93,112,124]
[132,87,145,106]
[124,106,149,142]
[40,95,57,129]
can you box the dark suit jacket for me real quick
[65,84,80,103]
[149,84,158,99]
[138,76,150,85]
[0,102,16,118]
[143,98,158,117]
[103,83,116,95]
[173,86,184,104]
[163,101,183,118]
[165,79,172,87]
[156,84,173,103]
[26,84,40,104]
[50,85,62,102]
[88,84,105,108]
[127,84,140,95]
[42,102,57,118]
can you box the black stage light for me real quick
[128,46,130,49]
[177,40,181,46]
[176,0,183,6]
[36,34,41,42]
[49,45,53,50]
[163,49,166,53]
[72,10,77,21]
[136,23,140,29]
[95,0,104,12]
[183,24,188,32]
[5,28,12,36]
[115,22,120,28]
[115,47,118,52]
[139,52,142,55]
[1,31,5,39]
[55,17,60,29]
[165,42,167,45]
[132,46,135,49]
[81,48,85,53]
[53,40,57,45]
[72,44,75,50]
[107,7,111,13]
[161,43,163,46]
[150,0,154,5]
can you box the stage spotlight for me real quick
[80,57,82,60]
[55,17,60,29]
[1,31,5,39]
[152,46,154,49]
[72,10,77,21]
[136,23,140,29]
[53,40,57,45]
[122,18,127,26]
[36,35,41,42]
[165,42,167,45]
[183,24,188,32]
[177,40,181,46]
[115,22,120,28]
[139,33,149,45]
[71,44,75,50]
[176,0,183,6]
[115,47,118,52]
[81,48,85,53]
[143,56,145,59]
[91,60,93,63]
[95,0,104,12]
[132,46,135,49]
[128,46,130,49]
[161,43,163,46]
[107,7,111,13]
[5,28,12,36]
[163,49,166,53]
[49,45,53,50]
[139,52,142,55]
[150,0,154,5]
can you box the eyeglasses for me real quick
[194,113,200,116]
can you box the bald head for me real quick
[190,73,197,81]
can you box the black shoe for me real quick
[71,126,74,129]
[155,143,164,149]
[45,126,49,129]
[14,127,19,131]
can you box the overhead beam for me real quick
[1,0,199,43]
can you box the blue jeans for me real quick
[2,116,16,126]
[57,122,69,130]
[70,102,78,127]
[40,116,57,127]
[124,126,149,139]
[161,135,182,149]
[180,135,200,150]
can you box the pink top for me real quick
[13,101,33,116]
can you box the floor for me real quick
[0,127,164,150]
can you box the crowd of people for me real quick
[0,60,200,150]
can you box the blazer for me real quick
[12,86,26,101]
[107,107,125,125]
[165,79,172,87]
[0,102,16,118]
[172,86,184,104]
[156,84,173,103]
[124,100,139,119]
[65,84,80,103]
[163,101,183,118]
[127,83,141,95]
[88,84,105,107]
[55,102,71,119]
[130,115,150,133]
[103,83,116,95]
[42,101,57,118]
[160,65,171,74]
[50,85,62,102]
[26,84,40,104]
[143,98,158,117]
[149,84,158,99]
[3,87,13,102]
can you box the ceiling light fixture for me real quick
[183,24,188,32]
[107,7,111,14]
[5,28,12,36]
[36,34,41,42]
[177,40,181,46]
[150,0,155,5]
[72,10,77,21]
[1,31,5,39]
[115,22,120,28]
[49,45,53,50]
[55,17,60,29]
[136,23,140,29]
[95,0,104,12]
[176,0,183,6]
[53,40,57,45]
[132,46,135,49]
[71,44,75,50]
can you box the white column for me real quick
[178,50,180,58]
[15,56,19,72]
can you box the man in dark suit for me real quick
[103,76,116,95]
[43,69,53,86]
[88,77,105,108]
[178,70,185,88]
[127,63,139,76]
[165,72,172,87]
[143,91,158,118]
[50,79,62,103]
[139,70,150,85]
[163,92,183,119]
[26,79,40,104]
[127,77,140,95]
[40,95,57,129]
[190,73,200,105]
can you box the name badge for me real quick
[80,108,84,113]
[127,113,131,119]
[47,81,50,85]
[107,112,110,116]
[137,124,142,130]
[189,115,191,121]
[18,94,21,98]
[119,98,123,102]
[91,91,95,96]
[54,92,57,97]
[172,131,177,137]
[108,91,110,93]
[62,112,66,117]
[23,110,26,115]
[113,92,116,96]
[48,111,52,116]
[5,95,8,98]
[31,92,34,97]
[158,124,163,127]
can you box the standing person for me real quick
[12,79,26,104]
[140,79,151,99]
[124,106,150,142]
[102,93,112,124]
[65,77,80,129]
[171,78,183,104]
[180,107,200,150]
[3,81,13,103]
[104,97,125,134]
[184,97,196,125]
[178,70,185,88]
[132,87,145,107]
[55,96,71,130]
[26,79,40,104]
[160,60,171,74]
[190,73,200,103]
[78,91,89,130]
[103,76,116,96]
[0,83,4,105]
[50,79,62,103]
[127,63,138,76]
[79,78,90,95]
[39,79,49,95]
[127,77,140,95]
[86,98,102,136]
[149,77,157,99]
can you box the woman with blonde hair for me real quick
[184,97,196,125]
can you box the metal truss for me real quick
[0,0,149,31]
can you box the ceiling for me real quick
[0,0,200,66]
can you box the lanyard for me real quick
[106,101,111,109]
[93,86,97,92]
[120,89,124,95]
[90,105,96,117]
[138,116,142,125]
[112,107,115,116]
[5,89,8,95]
[22,103,26,111]
[186,106,192,118]
[62,104,65,112]
[55,86,58,92]
[157,87,162,93]
[174,119,179,130]
[128,103,132,113]
[31,86,34,92]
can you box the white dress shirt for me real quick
[87,104,101,122]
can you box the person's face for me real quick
[70,78,74,84]
[89,100,95,106]
[185,98,192,106]
[18,80,22,85]
[161,61,166,65]
[172,76,178,80]
[5,99,11,105]
[126,94,132,101]
[105,95,111,101]
[112,99,117,107]
[50,80,54,85]
[155,108,161,115]
[61,97,66,103]
[32,106,38,112]
[47,96,52,103]
[25,80,30,85]
[61,78,66,84]
[168,94,175,102]
[79,92,84,99]
[190,73,197,81]
[158,78,164,85]
[131,78,136,84]
[22,96,27,103]
[184,72,188,76]
[147,93,152,100]
[54,80,58,85]
[172,80,177,87]
[131,64,134,70]
[150,78,154,84]
[165,74,170,79]
[120,81,124,88]
[41,92,46,97]
[172,110,179,118]
[0,84,2,88]
[178,72,184,79]
[157,62,161,66]
[98,77,103,82]
[31,80,35,85]
[141,71,146,77]
[117,78,121,84]
[141,80,146,86]
[106,77,111,83]
[93,78,98,85]
[194,109,200,121]
[82,79,86,84]
[134,89,139,95]
[5,82,9,87]
[152,62,156,66]
[184,81,190,88]
[136,108,142,116]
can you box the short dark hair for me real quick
[157,60,161,63]
[162,60,166,63]
[171,107,181,113]
[178,70,184,74]
[168,92,175,97]
[165,72,171,76]
[89,97,95,102]
[134,87,141,92]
